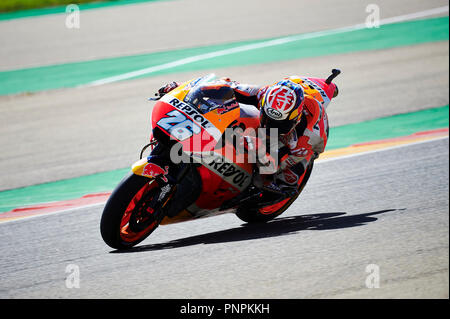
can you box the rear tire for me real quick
[236,161,314,223]
[100,172,161,250]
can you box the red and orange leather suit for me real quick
[160,75,333,191]
[227,76,331,189]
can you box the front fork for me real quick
[131,140,191,220]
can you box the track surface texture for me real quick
[0,0,446,70]
[0,0,448,299]
[0,139,448,298]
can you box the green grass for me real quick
[0,0,121,12]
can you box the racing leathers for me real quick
[158,75,332,195]
[225,76,330,194]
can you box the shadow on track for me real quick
[111,209,402,253]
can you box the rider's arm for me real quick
[279,97,327,172]
[160,78,265,108]
[233,84,262,107]
[303,96,321,131]
[234,89,260,107]
[220,77,264,108]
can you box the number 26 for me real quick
[157,110,200,141]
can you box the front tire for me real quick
[100,172,161,250]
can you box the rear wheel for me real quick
[236,161,314,223]
[100,172,164,250]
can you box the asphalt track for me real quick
[0,138,448,298]
[0,39,448,190]
[0,0,447,70]
[0,0,449,299]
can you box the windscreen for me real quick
[184,80,239,114]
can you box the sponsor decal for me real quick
[193,152,252,191]
[291,147,309,157]
[265,107,283,119]
[283,168,299,185]
[301,78,330,107]
[216,99,239,114]
[161,94,222,140]
[142,163,169,182]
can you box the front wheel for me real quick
[100,172,164,250]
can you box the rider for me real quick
[158,74,337,196]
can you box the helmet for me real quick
[259,79,304,135]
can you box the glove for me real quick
[158,81,179,96]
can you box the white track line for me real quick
[0,135,447,225]
[86,6,449,87]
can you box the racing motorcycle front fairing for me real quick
[132,75,260,219]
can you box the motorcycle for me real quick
[100,70,340,249]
